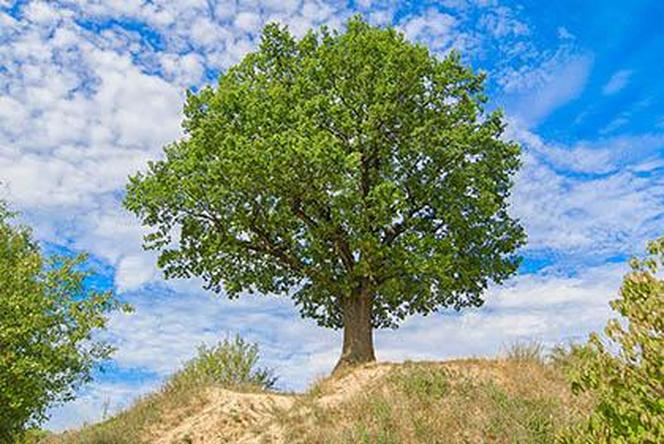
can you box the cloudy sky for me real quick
[1,0,662,431]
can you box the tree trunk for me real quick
[333,287,375,372]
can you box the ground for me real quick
[47,357,592,444]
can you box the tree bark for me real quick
[333,286,375,372]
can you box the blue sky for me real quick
[0,0,662,431]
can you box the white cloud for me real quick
[115,255,158,292]
[502,51,593,126]
[234,11,262,33]
[478,5,528,37]
[399,8,457,52]
[507,124,664,257]
[603,69,632,95]
[23,1,66,24]
[526,132,664,175]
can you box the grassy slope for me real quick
[44,356,593,444]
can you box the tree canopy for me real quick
[0,202,124,440]
[125,17,525,367]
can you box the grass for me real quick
[42,343,595,444]
[277,353,594,443]
[502,340,547,364]
[44,335,275,444]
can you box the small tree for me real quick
[561,238,664,442]
[0,202,125,440]
[124,17,525,370]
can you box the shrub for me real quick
[559,237,664,443]
[166,335,277,393]
[0,202,126,441]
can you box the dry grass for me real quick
[502,340,547,364]
[47,378,211,444]
[276,358,594,444]
[44,336,277,444]
[43,348,594,444]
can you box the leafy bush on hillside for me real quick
[166,334,277,392]
[559,237,664,443]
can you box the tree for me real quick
[560,238,663,443]
[124,17,525,370]
[0,202,125,440]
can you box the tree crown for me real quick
[125,17,525,329]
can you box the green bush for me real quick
[166,335,277,393]
[0,202,126,442]
[559,237,664,443]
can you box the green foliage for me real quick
[560,238,664,443]
[0,202,126,441]
[124,16,525,330]
[166,335,277,392]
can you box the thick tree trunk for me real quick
[333,287,375,372]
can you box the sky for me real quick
[0,0,662,432]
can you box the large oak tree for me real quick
[124,17,526,370]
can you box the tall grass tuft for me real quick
[503,340,546,364]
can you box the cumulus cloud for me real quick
[507,124,664,259]
[399,8,457,52]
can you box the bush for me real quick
[0,202,125,441]
[559,238,664,443]
[166,335,277,393]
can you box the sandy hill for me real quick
[48,358,592,444]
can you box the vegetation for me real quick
[166,335,277,393]
[32,239,664,444]
[45,354,593,444]
[51,336,276,444]
[0,202,124,442]
[503,340,547,364]
[124,16,525,370]
[261,356,591,443]
[557,238,664,443]
[3,16,660,444]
